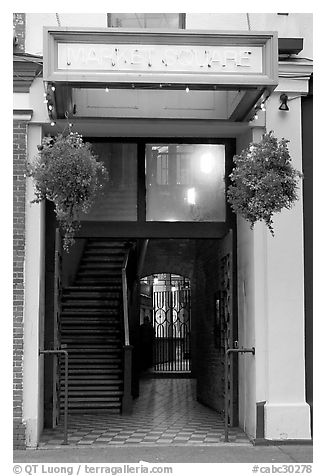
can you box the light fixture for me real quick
[279,93,289,111]
[51,85,55,92]
[200,153,215,174]
[50,121,55,126]
[105,87,109,93]
[187,188,196,205]
[185,86,190,93]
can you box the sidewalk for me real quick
[14,444,313,464]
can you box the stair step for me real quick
[62,300,120,307]
[65,378,123,384]
[62,292,121,299]
[61,323,121,329]
[63,369,122,375]
[61,385,123,396]
[74,280,122,285]
[86,242,128,248]
[63,366,121,372]
[84,246,126,252]
[62,408,121,414]
[67,357,122,363]
[64,286,113,291]
[58,239,128,414]
[62,299,120,311]
[81,257,124,263]
[79,263,123,269]
[61,309,119,315]
[61,327,120,333]
[62,394,122,400]
[77,272,122,278]
[61,335,120,339]
[61,402,121,408]
[61,340,121,345]
[62,346,121,352]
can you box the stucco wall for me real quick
[263,92,311,440]
[24,13,313,60]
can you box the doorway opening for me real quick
[140,273,191,375]
[42,233,241,445]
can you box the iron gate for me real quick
[153,289,191,372]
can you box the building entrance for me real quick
[42,132,238,441]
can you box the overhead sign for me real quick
[44,28,278,88]
[57,43,263,74]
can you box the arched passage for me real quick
[140,273,191,374]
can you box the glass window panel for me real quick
[81,143,137,221]
[108,13,182,29]
[146,144,225,222]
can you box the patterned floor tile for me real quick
[40,378,250,447]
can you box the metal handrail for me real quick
[224,346,255,442]
[39,349,69,445]
[122,247,132,347]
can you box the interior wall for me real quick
[62,239,87,287]
[141,239,196,281]
[193,239,225,414]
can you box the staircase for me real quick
[60,239,131,414]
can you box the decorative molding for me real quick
[43,27,278,89]
[13,54,43,93]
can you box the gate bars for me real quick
[153,288,191,372]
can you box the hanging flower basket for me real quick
[227,131,303,235]
[27,132,108,251]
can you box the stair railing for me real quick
[121,245,134,414]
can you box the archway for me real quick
[140,273,191,374]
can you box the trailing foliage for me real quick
[227,131,303,234]
[27,132,108,250]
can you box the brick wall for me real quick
[13,120,27,449]
[13,13,25,52]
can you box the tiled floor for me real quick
[39,378,250,447]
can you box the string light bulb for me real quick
[185,86,190,93]
[50,121,55,127]
[105,87,109,93]
[51,85,55,92]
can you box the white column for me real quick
[23,124,45,447]
[263,92,311,440]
